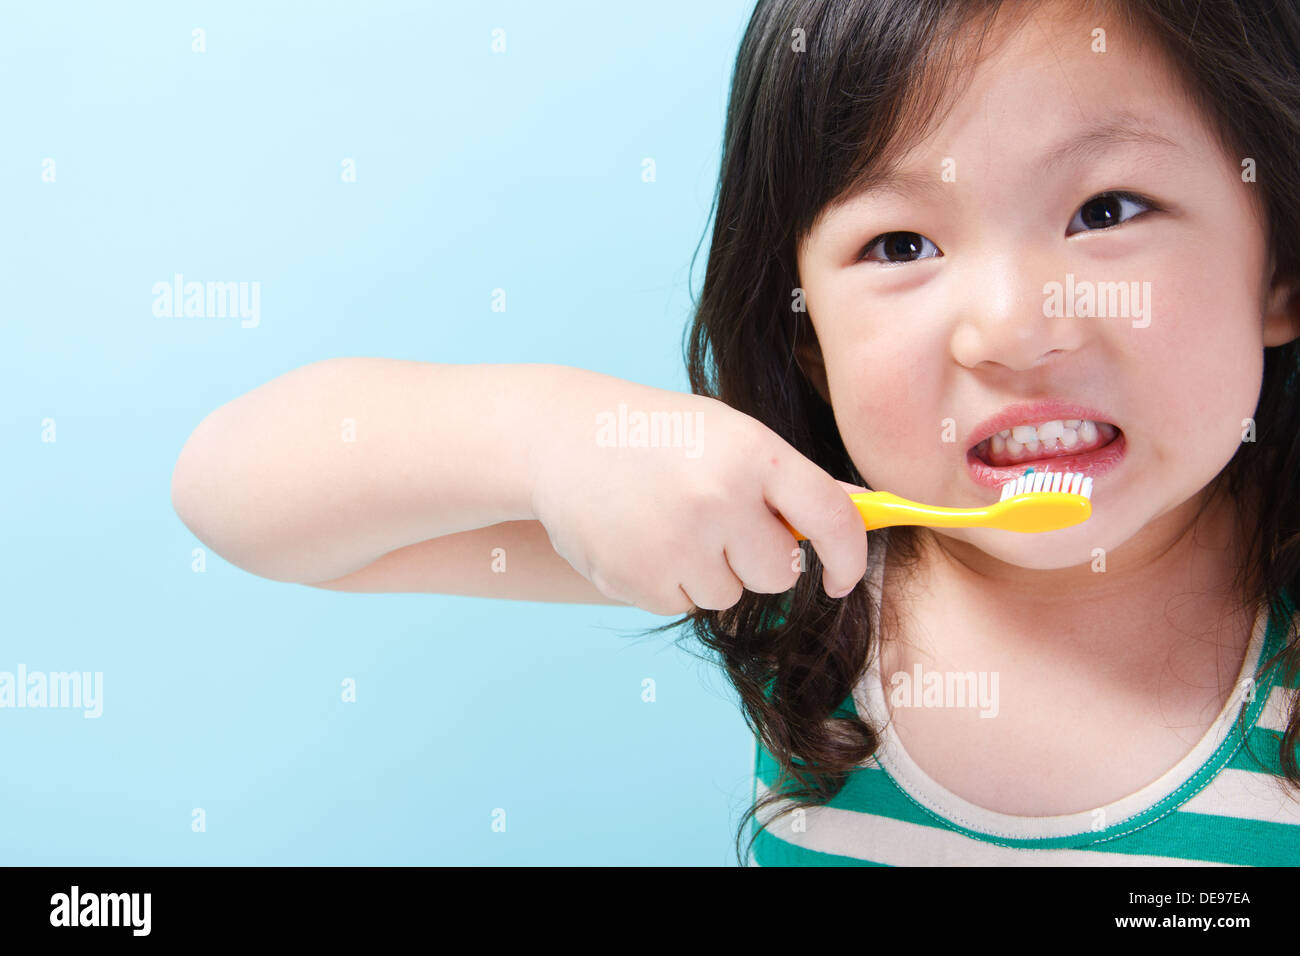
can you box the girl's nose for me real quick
[948,254,1087,371]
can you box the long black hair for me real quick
[643,0,1300,865]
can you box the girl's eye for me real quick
[856,190,1162,264]
[857,231,941,264]
[1066,190,1159,235]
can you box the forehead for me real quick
[802,4,1216,244]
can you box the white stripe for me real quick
[1255,684,1297,735]
[754,779,1239,866]
[1179,766,1300,825]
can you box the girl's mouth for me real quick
[966,420,1126,489]
[971,419,1119,467]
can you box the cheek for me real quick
[822,341,940,463]
[1135,275,1264,452]
[1138,197,1269,419]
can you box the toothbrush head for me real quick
[998,467,1093,502]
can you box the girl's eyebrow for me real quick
[837,113,1185,210]
[1033,115,1184,177]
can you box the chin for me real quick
[935,524,1118,572]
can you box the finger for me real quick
[649,585,697,617]
[722,510,802,595]
[764,464,869,598]
[679,552,746,611]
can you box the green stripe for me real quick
[1226,728,1298,775]
[758,682,1292,851]
[758,748,948,831]
[759,751,1300,861]
[752,808,1300,866]
[751,826,892,866]
[1080,811,1300,866]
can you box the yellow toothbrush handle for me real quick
[780,490,1091,539]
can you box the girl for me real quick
[171,0,1300,866]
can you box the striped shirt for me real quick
[749,550,1300,866]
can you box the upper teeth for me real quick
[988,419,1100,453]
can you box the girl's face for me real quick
[795,1,1300,576]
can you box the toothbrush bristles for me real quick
[998,470,1092,501]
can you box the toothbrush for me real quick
[781,468,1092,540]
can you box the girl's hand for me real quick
[527,372,869,616]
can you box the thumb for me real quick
[834,479,873,496]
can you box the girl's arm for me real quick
[170,357,615,601]
[304,519,622,602]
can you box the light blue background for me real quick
[1,0,761,865]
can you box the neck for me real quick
[885,477,1260,663]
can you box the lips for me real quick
[966,429,1127,490]
[962,400,1128,491]
[965,400,1121,452]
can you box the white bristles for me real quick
[997,470,1093,502]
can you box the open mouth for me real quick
[970,419,1121,468]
